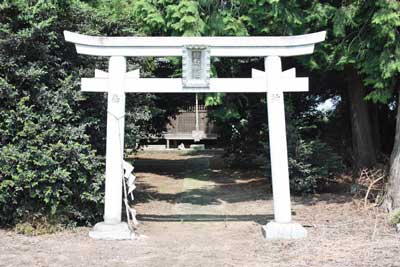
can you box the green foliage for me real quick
[166,1,205,36]
[388,208,400,226]
[14,214,64,236]
[208,94,266,168]
[0,0,165,226]
[209,93,343,193]
[288,139,343,193]
[0,0,398,225]
[0,0,106,226]
[0,96,105,224]
[329,0,400,103]
[130,1,165,35]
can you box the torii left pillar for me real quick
[89,56,134,240]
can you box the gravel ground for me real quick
[0,150,399,267]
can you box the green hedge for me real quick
[0,1,108,226]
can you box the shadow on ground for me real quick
[135,178,271,206]
[137,214,274,224]
[132,150,354,212]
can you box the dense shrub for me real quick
[0,95,106,225]
[0,0,177,226]
[223,127,343,193]
[0,1,108,226]
[208,93,344,193]
[288,139,343,193]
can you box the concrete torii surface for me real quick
[64,30,326,240]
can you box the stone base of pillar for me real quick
[89,222,135,240]
[262,221,307,240]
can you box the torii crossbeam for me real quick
[64,30,326,240]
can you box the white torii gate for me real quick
[64,31,326,240]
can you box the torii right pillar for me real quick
[262,56,307,239]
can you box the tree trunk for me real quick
[346,66,377,170]
[384,79,400,211]
[369,103,381,156]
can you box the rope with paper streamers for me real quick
[107,104,138,231]
[123,160,138,230]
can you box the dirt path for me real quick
[1,151,399,267]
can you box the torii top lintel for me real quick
[63,31,326,57]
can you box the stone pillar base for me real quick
[262,221,307,240]
[89,222,135,240]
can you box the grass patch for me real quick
[388,208,400,226]
[14,215,64,236]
